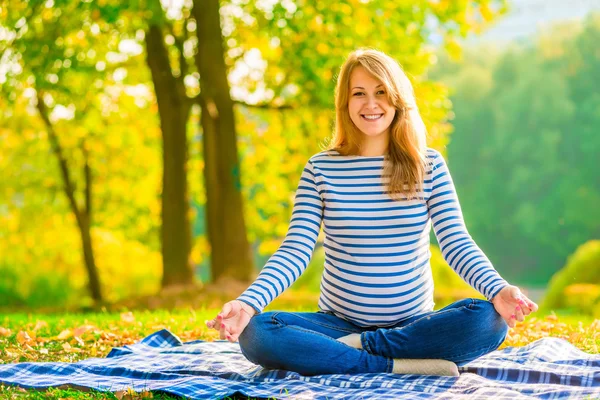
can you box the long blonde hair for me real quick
[327,48,428,200]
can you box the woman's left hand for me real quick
[491,285,539,328]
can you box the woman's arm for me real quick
[207,159,325,341]
[236,159,325,313]
[426,150,509,301]
[426,150,539,328]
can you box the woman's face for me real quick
[348,66,396,140]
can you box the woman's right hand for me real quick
[206,300,257,342]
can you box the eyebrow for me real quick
[351,84,384,90]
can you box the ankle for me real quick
[392,358,459,376]
[336,333,362,349]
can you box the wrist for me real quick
[238,300,257,317]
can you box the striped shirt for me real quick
[237,148,508,327]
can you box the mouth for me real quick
[361,114,383,121]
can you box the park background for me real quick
[0,0,599,383]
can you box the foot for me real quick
[336,333,362,349]
[393,358,459,376]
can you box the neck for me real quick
[359,132,389,156]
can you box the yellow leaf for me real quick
[57,329,73,340]
[0,327,11,337]
[73,324,95,337]
[120,312,135,324]
[17,331,33,346]
[34,320,48,332]
[62,342,82,353]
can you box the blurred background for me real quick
[0,0,598,316]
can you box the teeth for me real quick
[362,114,383,120]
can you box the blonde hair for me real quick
[327,48,428,200]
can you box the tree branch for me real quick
[189,93,294,109]
[36,91,82,220]
[81,139,92,218]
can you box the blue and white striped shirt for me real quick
[237,148,508,327]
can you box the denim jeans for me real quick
[238,298,508,376]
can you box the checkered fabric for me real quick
[1,329,599,399]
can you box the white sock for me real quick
[337,334,459,376]
[392,358,459,376]
[336,333,362,349]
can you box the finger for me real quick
[515,298,532,316]
[226,332,239,342]
[523,297,539,312]
[507,312,516,328]
[530,301,539,312]
[514,305,525,322]
[220,301,239,320]
[509,286,523,303]
[206,319,216,329]
[219,322,231,340]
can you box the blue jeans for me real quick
[238,298,508,376]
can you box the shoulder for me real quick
[425,147,444,161]
[307,150,341,166]
[425,147,447,167]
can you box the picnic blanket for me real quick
[1,329,599,399]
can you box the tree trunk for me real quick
[36,95,103,302]
[145,24,195,288]
[193,0,254,282]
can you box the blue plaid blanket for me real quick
[1,329,599,399]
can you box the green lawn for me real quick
[0,308,598,399]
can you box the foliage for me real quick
[540,240,600,315]
[430,14,600,286]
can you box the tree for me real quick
[143,2,195,287]
[0,1,114,302]
[193,0,255,281]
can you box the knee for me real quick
[477,300,509,349]
[238,312,275,365]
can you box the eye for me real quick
[377,90,386,95]
[352,92,364,96]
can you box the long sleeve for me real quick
[237,159,325,313]
[427,151,509,301]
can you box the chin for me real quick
[360,129,388,137]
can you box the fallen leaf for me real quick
[5,350,18,358]
[33,320,48,332]
[101,331,117,340]
[39,348,48,355]
[57,329,73,340]
[0,327,11,337]
[62,342,82,353]
[120,312,135,324]
[74,336,85,347]
[17,331,34,346]
[73,324,95,337]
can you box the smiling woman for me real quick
[206,48,539,377]
[347,68,395,152]
[329,49,428,201]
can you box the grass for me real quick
[0,306,598,399]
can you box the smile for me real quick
[361,114,383,121]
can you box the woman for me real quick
[206,48,538,377]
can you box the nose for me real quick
[363,94,379,110]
